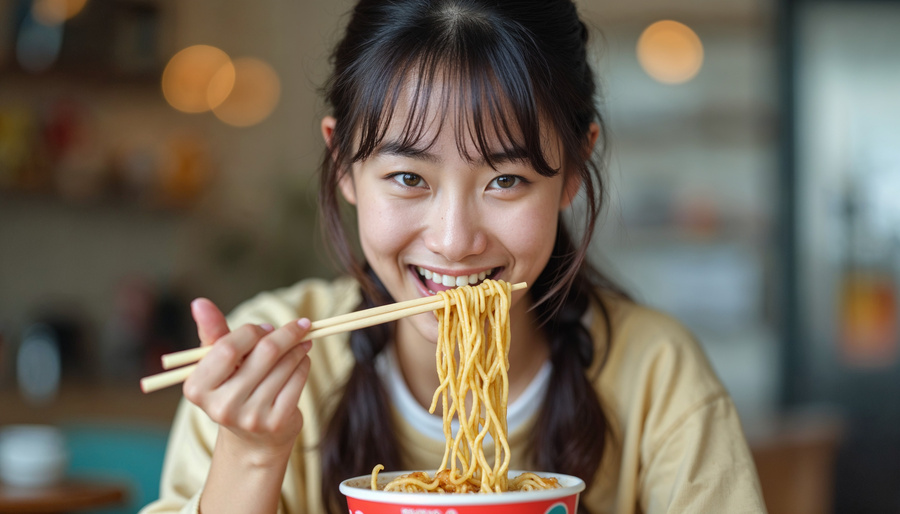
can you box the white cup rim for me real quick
[340,470,585,506]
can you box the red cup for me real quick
[340,470,585,514]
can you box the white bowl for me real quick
[0,425,68,488]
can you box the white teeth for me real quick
[416,267,496,287]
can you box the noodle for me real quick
[370,280,559,493]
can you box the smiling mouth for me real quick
[413,266,500,294]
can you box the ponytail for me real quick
[529,227,620,514]
[320,268,401,513]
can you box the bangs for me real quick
[334,11,559,176]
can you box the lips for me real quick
[413,266,499,294]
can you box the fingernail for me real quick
[260,323,275,332]
[296,318,311,330]
[300,341,313,352]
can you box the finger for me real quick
[192,298,231,347]
[191,324,271,392]
[245,341,312,408]
[271,353,312,420]
[228,319,312,388]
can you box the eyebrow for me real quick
[374,140,529,167]
[375,140,441,163]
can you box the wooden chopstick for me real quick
[141,364,197,394]
[140,281,525,394]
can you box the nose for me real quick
[422,192,487,261]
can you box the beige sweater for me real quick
[140,277,766,514]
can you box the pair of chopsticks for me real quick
[140,281,526,394]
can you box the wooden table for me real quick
[0,480,127,513]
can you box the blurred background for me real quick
[0,0,898,512]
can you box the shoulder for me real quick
[584,296,765,511]
[589,295,728,438]
[226,276,361,328]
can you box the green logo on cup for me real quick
[546,503,568,514]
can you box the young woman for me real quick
[141,1,766,513]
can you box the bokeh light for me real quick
[637,20,704,85]
[32,0,89,26]
[161,45,234,114]
[210,57,281,127]
[206,61,236,112]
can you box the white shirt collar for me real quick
[375,343,552,442]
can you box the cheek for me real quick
[501,201,559,269]
[356,196,419,263]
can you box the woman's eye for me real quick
[489,175,522,189]
[390,172,424,188]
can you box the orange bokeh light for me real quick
[211,58,281,127]
[32,0,89,26]
[637,20,704,85]
[162,45,235,114]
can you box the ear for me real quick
[321,115,337,153]
[586,122,601,153]
[560,172,582,210]
[322,116,357,205]
[560,123,601,210]
[338,170,357,206]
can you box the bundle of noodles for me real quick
[371,280,559,493]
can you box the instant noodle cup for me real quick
[340,470,586,514]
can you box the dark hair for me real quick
[317,1,623,512]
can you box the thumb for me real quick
[191,298,230,347]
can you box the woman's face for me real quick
[323,102,581,344]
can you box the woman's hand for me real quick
[183,298,313,463]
